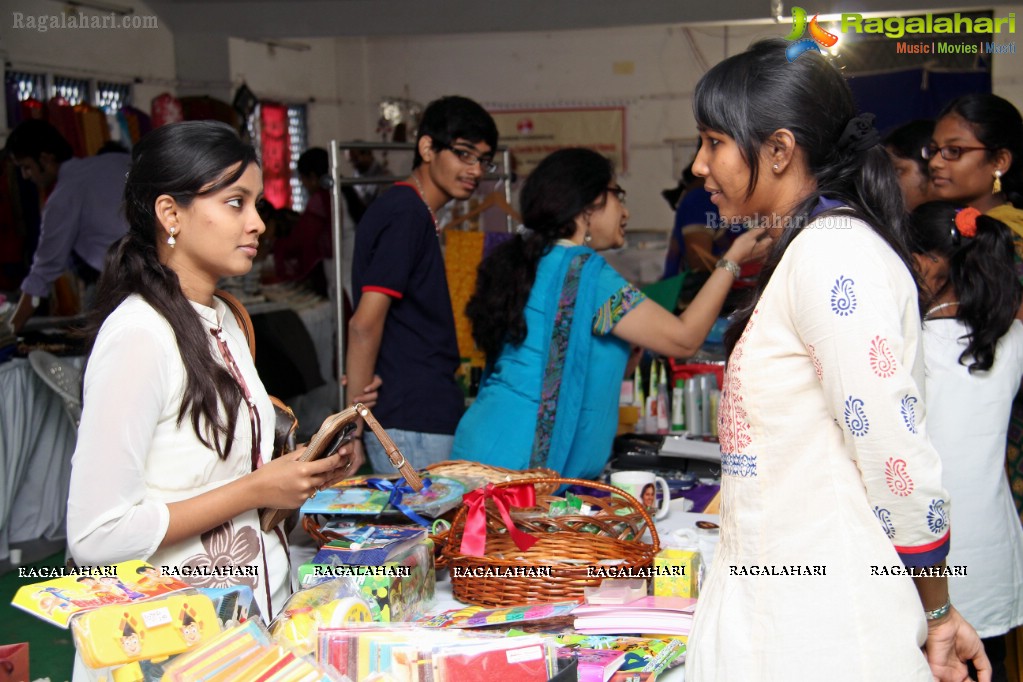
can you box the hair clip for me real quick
[954,207,980,238]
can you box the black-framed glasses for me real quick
[440,144,498,173]
[608,185,627,204]
[921,143,992,161]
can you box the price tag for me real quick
[141,606,172,628]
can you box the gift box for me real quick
[298,538,435,622]
[652,547,700,598]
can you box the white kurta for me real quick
[923,317,1023,638]
[67,295,291,618]
[687,215,949,681]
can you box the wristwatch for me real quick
[715,257,741,279]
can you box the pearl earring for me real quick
[773,164,780,171]
[584,231,592,244]
[167,227,177,248]
[993,170,1003,195]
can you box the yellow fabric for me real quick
[443,230,485,365]
[988,203,1023,245]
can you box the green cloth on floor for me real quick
[0,551,75,681]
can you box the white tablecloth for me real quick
[0,357,79,562]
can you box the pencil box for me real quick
[71,592,220,669]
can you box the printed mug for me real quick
[610,471,671,520]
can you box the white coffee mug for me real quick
[610,471,671,520]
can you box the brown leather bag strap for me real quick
[214,288,256,360]
[356,403,424,491]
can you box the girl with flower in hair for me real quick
[909,201,1023,682]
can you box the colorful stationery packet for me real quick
[417,600,581,628]
[315,625,557,682]
[11,560,191,628]
[162,619,335,681]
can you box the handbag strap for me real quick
[214,288,256,360]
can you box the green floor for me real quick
[0,551,76,682]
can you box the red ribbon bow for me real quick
[459,483,538,557]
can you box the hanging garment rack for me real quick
[329,140,514,409]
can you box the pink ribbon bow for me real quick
[459,483,538,557]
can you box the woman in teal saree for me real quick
[451,148,767,479]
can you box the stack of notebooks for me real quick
[571,595,697,637]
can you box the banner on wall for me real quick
[489,107,626,177]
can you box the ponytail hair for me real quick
[908,201,1021,372]
[466,148,614,364]
[692,39,914,354]
[83,121,259,459]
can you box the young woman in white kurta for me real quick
[66,122,354,659]
[684,40,989,681]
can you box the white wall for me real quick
[357,23,777,231]
[0,0,176,123]
[2,2,1020,229]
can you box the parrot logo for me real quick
[784,7,840,61]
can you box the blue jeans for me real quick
[364,428,453,475]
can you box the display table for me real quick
[0,357,80,563]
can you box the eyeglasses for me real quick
[921,143,992,161]
[608,185,627,203]
[441,144,498,173]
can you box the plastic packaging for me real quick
[671,379,685,434]
[71,590,221,671]
[684,378,703,436]
[656,363,669,435]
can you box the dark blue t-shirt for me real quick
[352,182,464,434]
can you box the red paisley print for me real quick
[884,457,914,497]
[807,343,823,382]
[869,336,897,378]
[720,305,760,453]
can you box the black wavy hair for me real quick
[692,39,914,354]
[940,94,1023,208]
[83,120,259,460]
[909,201,1021,372]
[884,119,935,176]
[466,148,614,364]
[413,95,498,168]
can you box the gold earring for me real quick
[167,227,177,248]
[993,170,1002,194]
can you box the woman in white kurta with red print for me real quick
[684,40,990,681]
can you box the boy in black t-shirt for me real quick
[346,96,499,473]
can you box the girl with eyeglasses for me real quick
[927,94,1023,679]
[908,201,1023,682]
[927,94,1023,250]
[450,147,768,480]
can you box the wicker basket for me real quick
[302,462,561,570]
[422,461,560,496]
[442,477,660,607]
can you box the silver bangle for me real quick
[925,598,951,621]
[715,257,741,279]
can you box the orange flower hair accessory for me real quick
[954,207,981,238]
